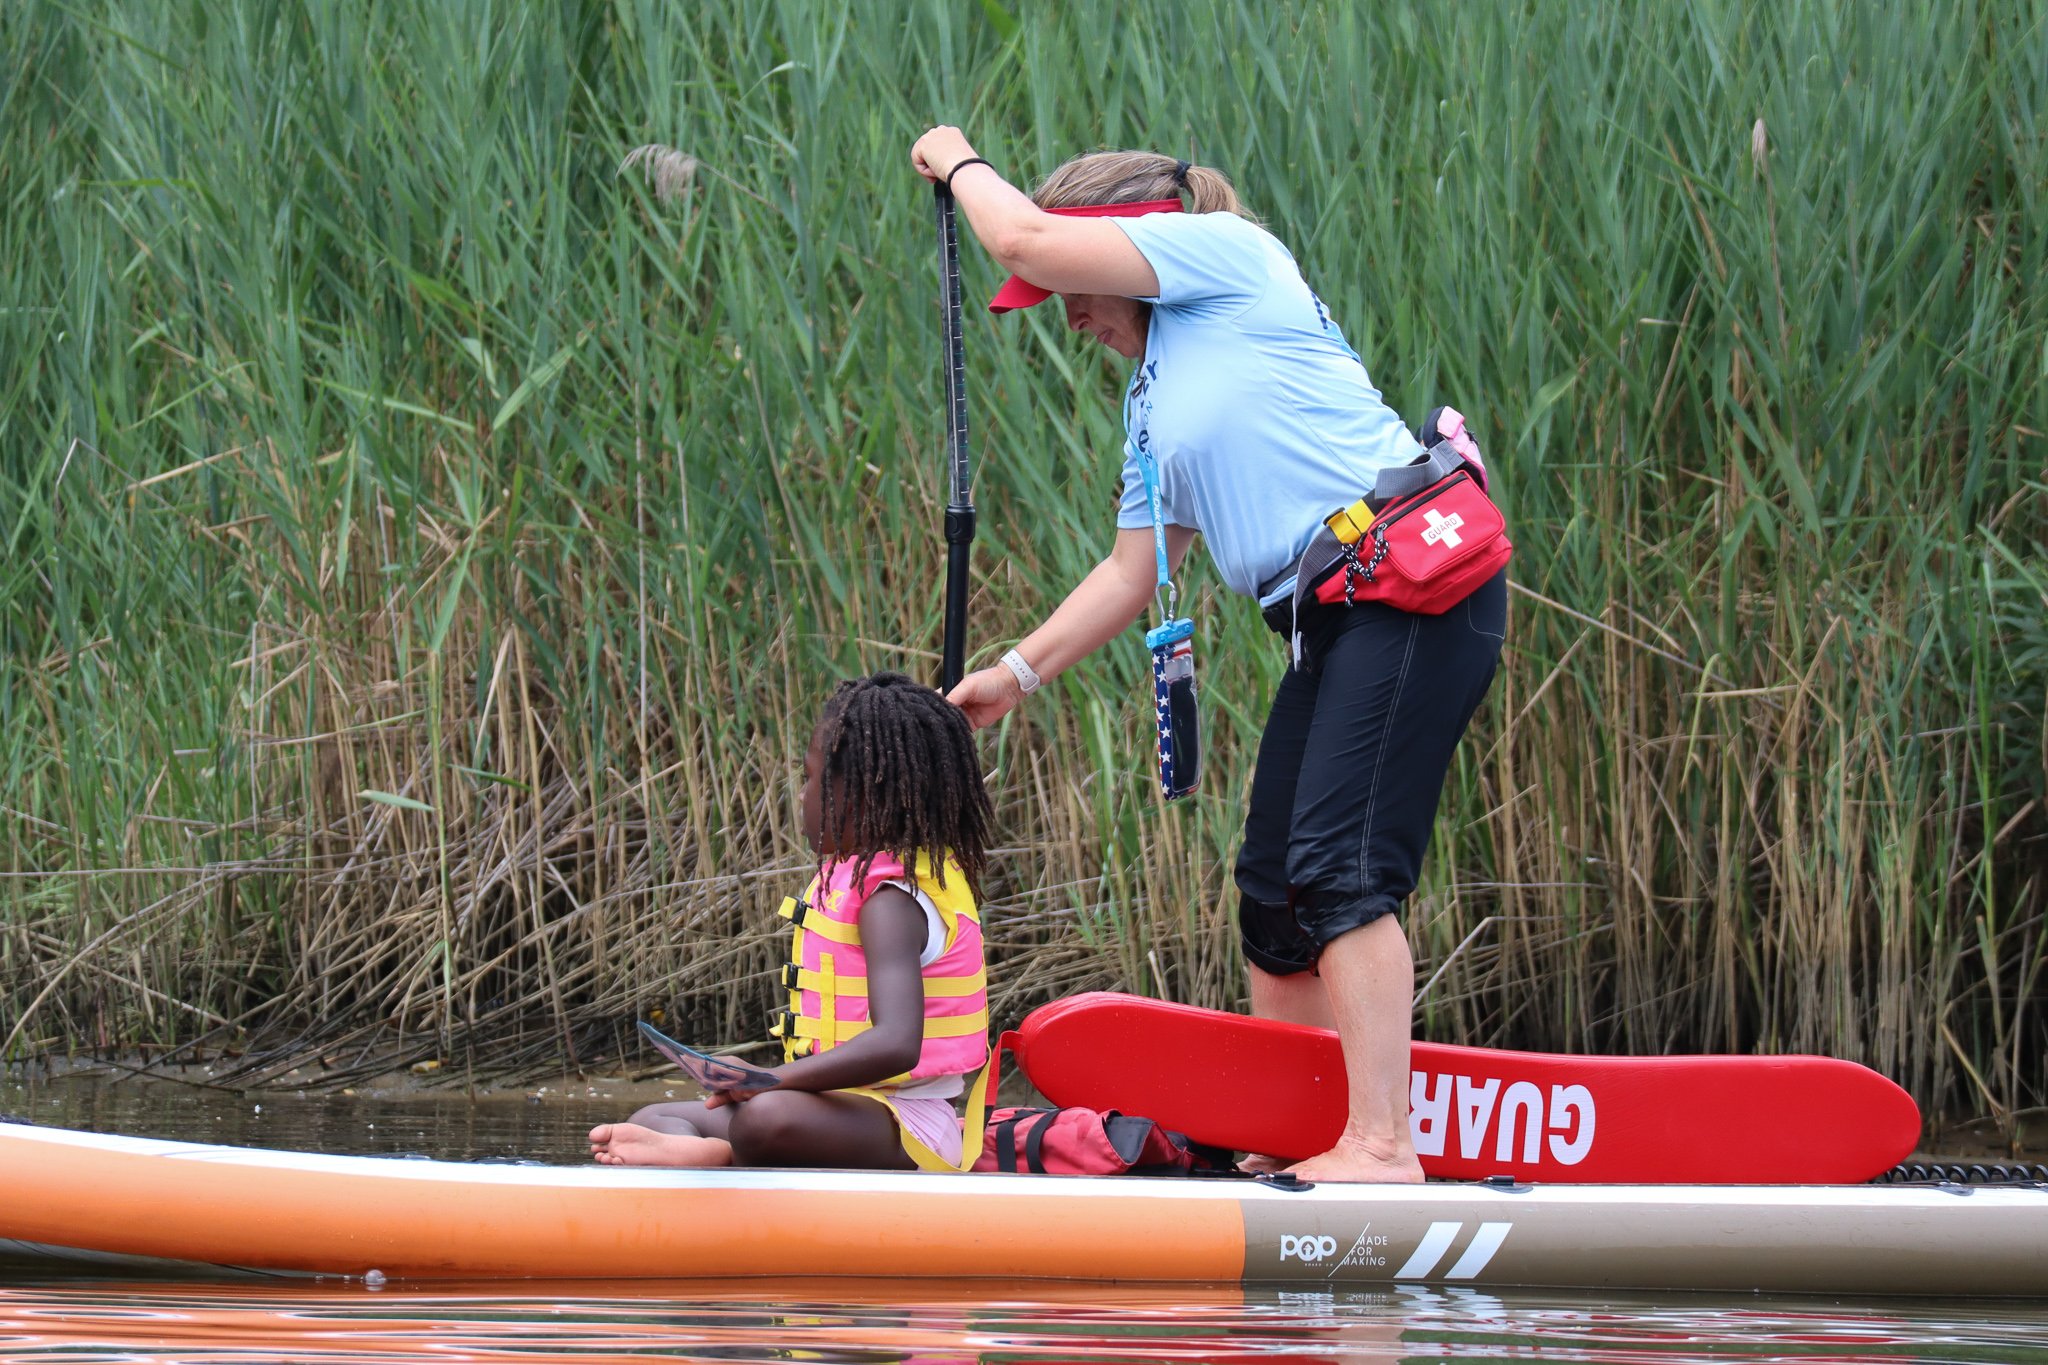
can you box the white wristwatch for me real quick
[999,648,1042,695]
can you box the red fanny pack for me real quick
[968,1105,1223,1176]
[1309,407,1512,616]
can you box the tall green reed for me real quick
[1,0,2041,1126]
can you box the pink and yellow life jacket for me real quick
[771,851,990,1085]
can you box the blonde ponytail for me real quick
[1031,150,1255,221]
[1181,164,1244,217]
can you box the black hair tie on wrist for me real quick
[946,157,995,191]
[1172,159,1191,188]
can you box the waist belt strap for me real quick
[1371,441,1465,505]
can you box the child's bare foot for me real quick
[1236,1152,1289,1173]
[589,1122,734,1168]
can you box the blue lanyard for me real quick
[1127,374,1178,623]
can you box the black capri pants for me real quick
[1235,570,1507,975]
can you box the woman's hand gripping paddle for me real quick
[637,1020,781,1095]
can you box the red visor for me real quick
[987,198,1184,314]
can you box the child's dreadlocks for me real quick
[815,671,993,900]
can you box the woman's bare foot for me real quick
[1286,1134,1425,1184]
[589,1121,734,1168]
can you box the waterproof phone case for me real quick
[1146,617,1200,800]
[638,1020,781,1093]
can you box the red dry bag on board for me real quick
[969,1105,1224,1176]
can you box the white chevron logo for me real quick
[1392,1220,1514,1280]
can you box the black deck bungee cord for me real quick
[1872,1161,2048,1185]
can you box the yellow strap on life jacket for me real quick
[817,950,838,1045]
[786,910,860,946]
[789,898,981,948]
[781,964,987,999]
[780,1008,989,1043]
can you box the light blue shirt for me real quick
[1112,212,1422,603]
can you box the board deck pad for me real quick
[1007,993,1921,1183]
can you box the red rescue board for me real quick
[1007,993,1921,1184]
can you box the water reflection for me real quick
[3,1279,2046,1364]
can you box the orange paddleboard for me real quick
[4,1119,2043,1297]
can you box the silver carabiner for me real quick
[1156,581,1180,624]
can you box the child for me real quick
[589,671,996,1171]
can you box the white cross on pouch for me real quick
[1421,507,1465,548]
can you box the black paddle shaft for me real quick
[934,183,975,694]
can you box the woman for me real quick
[912,127,1506,1183]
